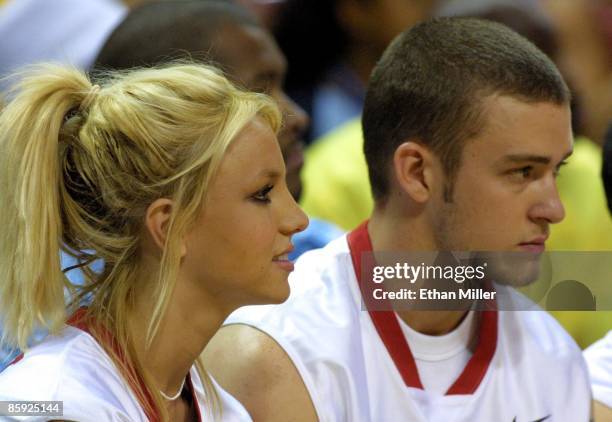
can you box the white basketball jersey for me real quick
[226,222,591,422]
[0,311,251,421]
[584,331,612,408]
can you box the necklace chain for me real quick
[160,377,186,401]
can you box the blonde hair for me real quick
[0,62,281,420]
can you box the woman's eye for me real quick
[252,185,273,203]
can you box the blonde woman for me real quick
[0,63,308,421]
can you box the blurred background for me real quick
[0,0,610,349]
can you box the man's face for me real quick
[430,96,573,255]
[213,23,308,201]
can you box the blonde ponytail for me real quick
[0,65,97,350]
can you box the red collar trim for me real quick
[347,221,498,395]
[8,310,203,420]
[67,308,202,421]
[8,353,23,366]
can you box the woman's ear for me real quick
[393,141,436,203]
[144,198,186,257]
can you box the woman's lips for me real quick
[272,254,295,271]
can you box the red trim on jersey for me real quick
[67,308,160,421]
[347,221,498,396]
[347,221,424,389]
[445,307,497,395]
[8,353,23,366]
[7,310,204,419]
[67,307,203,421]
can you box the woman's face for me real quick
[181,117,308,310]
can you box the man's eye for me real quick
[510,166,534,179]
[252,185,273,203]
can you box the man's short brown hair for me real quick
[363,17,570,201]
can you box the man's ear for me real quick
[393,141,436,203]
[144,198,187,258]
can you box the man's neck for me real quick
[396,310,469,336]
[368,208,469,335]
[368,204,436,252]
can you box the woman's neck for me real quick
[129,276,228,399]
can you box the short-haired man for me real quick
[205,18,591,421]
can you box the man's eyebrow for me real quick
[502,150,573,165]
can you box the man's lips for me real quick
[518,236,548,253]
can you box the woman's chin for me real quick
[265,280,291,305]
[258,276,291,305]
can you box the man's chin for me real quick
[468,251,541,287]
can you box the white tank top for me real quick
[226,222,592,421]
[0,313,251,421]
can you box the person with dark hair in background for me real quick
[205,17,591,421]
[274,0,436,141]
[94,0,342,261]
[96,1,306,201]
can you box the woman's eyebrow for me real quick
[254,168,283,180]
